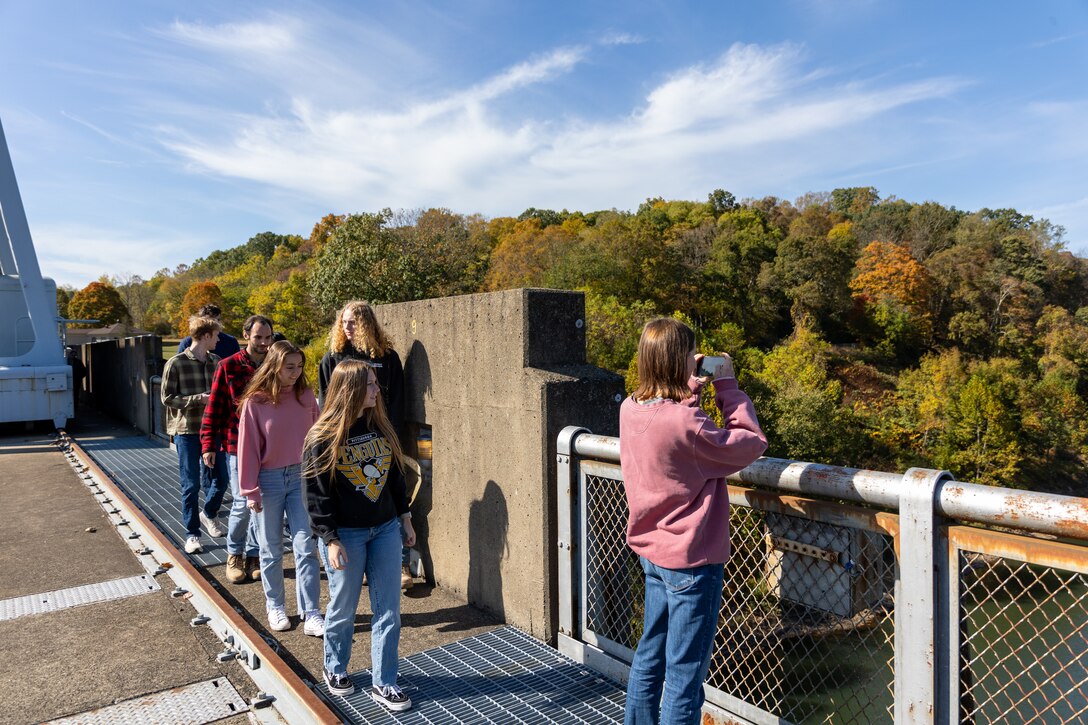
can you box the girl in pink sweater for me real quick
[238,340,323,636]
[619,318,767,725]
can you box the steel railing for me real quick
[556,427,1088,725]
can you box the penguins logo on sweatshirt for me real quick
[336,432,392,502]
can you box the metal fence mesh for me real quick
[958,551,1088,724]
[582,473,897,723]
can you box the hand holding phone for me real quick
[697,354,734,380]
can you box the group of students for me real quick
[161,301,415,712]
[163,302,768,724]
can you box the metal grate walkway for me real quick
[79,435,232,567]
[318,626,625,724]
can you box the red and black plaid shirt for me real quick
[200,349,258,456]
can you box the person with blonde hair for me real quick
[620,317,767,725]
[305,359,416,711]
[237,340,323,635]
[317,301,405,438]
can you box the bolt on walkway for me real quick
[76,424,627,724]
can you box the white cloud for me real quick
[156,41,965,216]
[600,31,644,46]
[164,18,297,54]
[33,223,209,288]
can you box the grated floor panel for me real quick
[0,574,159,621]
[317,626,625,724]
[80,436,233,567]
[46,677,248,724]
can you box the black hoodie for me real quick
[304,417,409,545]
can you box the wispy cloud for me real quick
[32,223,208,287]
[156,41,964,216]
[162,18,297,54]
[1029,31,1088,49]
[600,31,644,46]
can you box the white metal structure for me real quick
[0,117,71,427]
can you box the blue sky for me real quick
[1,1,1086,289]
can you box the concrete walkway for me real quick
[0,424,255,724]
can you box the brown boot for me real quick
[245,556,262,581]
[401,564,413,591]
[225,554,246,584]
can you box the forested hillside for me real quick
[59,188,1088,492]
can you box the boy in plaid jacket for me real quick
[162,315,229,554]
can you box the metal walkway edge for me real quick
[60,431,342,724]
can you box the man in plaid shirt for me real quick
[162,315,229,554]
[200,314,275,583]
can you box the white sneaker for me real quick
[199,512,225,538]
[303,612,325,637]
[184,536,203,554]
[267,606,290,632]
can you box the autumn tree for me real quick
[306,213,346,255]
[583,290,657,373]
[109,273,155,330]
[485,218,580,291]
[68,281,129,328]
[177,281,225,335]
[750,324,865,464]
[850,241,933,356]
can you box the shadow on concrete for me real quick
[468,480,508,621]
[405,338,436,584]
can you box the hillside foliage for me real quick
[66,188,1088,492]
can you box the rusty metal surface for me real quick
[575,429,1088,544]
[939,481,1088,542]
[60,431,341,725]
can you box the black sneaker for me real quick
[371,684,412,711]
[323,669,354,696]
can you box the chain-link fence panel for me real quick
[958,550,1088,724]
[584,473,641,649]
[709,507,896,723]
[581,471,897,723]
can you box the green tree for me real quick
[583,290,657,372]
[767,218,857,335]
[68,281,129,328]
[751,324,863,464]
[56,285,75,319]
[309,212,436,310]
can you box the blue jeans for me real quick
[226,454,259,557]
[254,464,320,615]
[624,557,725,725]
[174,434,227,538]
[321,518,403,685]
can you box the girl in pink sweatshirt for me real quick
[238,340,323,636]
[619,318,767,725]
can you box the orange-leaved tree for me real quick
[68,281,129,328]
[850,241,933,355]
[177,281,226,335]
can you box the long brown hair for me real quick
[303,359,405,479]
[328,300,393,357]
[633,317,696,403]
[239,340,309,407]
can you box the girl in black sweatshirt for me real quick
[304,359,416,712]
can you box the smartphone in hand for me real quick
[697,355,728,378]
